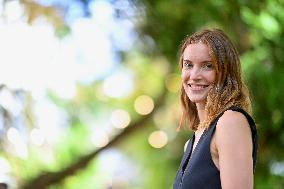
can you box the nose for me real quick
[189,67,201,80]
[181,67,201,82]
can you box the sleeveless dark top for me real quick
[173,106,258,189]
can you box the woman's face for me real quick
[181,43,216,107]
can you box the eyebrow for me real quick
[183,59,212,63]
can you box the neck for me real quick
[196,102,206,123]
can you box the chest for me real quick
[191,130,204,153]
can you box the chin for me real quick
[189,99,206,103]
[187,95,207,104]
[184,88,210,103]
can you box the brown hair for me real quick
[179,28,251,131]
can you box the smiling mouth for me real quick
[188,84,209,90]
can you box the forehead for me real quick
[183,43,211,61]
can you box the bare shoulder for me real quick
[217,110,250,133]
[215,110,252,147]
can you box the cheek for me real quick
[181,70,189,82]
[207,71,216,83]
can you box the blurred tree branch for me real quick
[20,85,168,189]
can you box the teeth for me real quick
[189,84,207,90]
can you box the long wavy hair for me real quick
[179,29,251,131]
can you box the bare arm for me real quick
[215,110,253,189]
[184,139,190,152]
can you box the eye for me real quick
[183,61,193,69]
[203,62,214,70]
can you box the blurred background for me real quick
[0,0,283,188]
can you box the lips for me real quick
[188,84,209,90]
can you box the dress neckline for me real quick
[189,129,206,160]
[181,129,207,177]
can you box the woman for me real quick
[173,29,258,189]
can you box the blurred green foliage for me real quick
[136,0,284,188]
[1,0,284,188]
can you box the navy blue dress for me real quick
[173,106,258,189]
